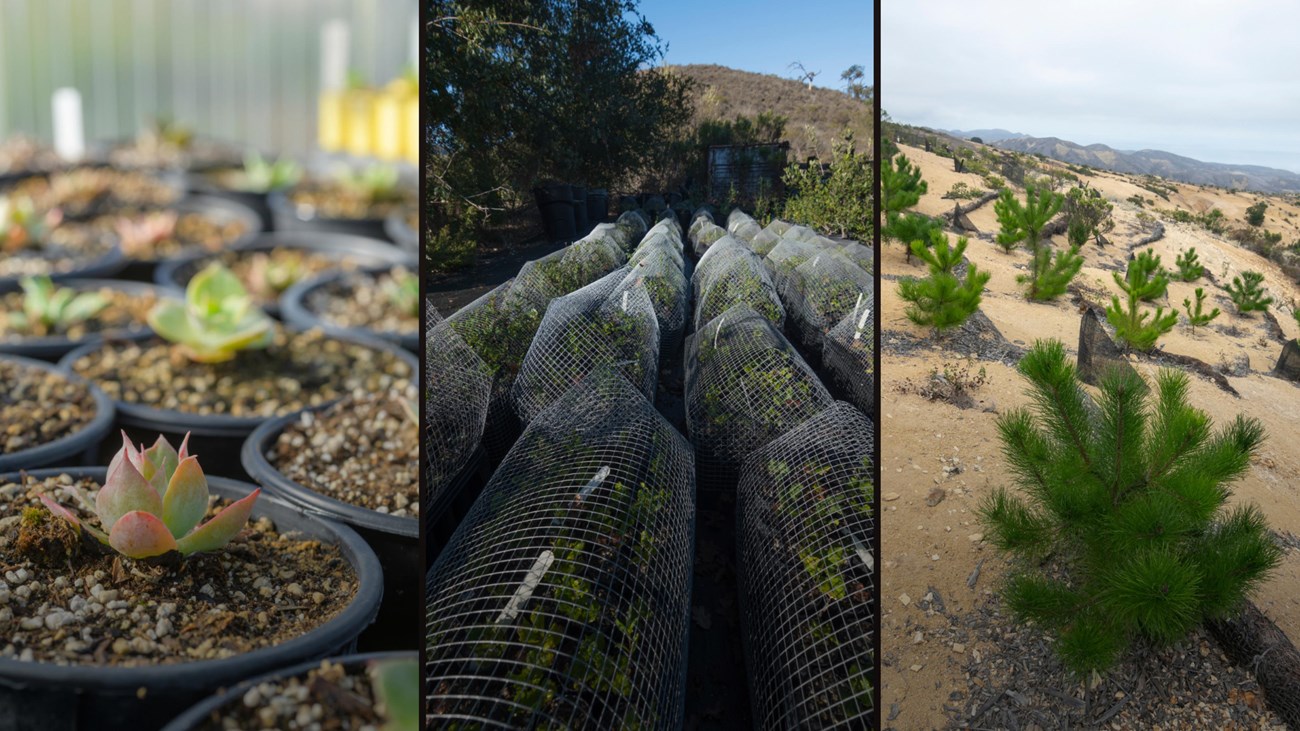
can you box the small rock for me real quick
[926,487,946,507]
[953,643,966,653]
[912,631,923,645]
[884,492,900,502]
[968,533,984,543]
[909,664,923,672]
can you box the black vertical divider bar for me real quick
[871,2,883,729]
[417,2,428,728]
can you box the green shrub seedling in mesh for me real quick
[823,297,875,416]
[694,246,786,331]
[1175,247,1204,281]
[426,370,694,729]
[897,230,990,336]
[1182,287,1220,335]
[979,340,1281,676]
[738,401,875,728]
[425,306,492,518]
[1224,270,1273,314]
[1107,251,1178,351]
[783,251,874,351]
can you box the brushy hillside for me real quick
[668,64,873,163]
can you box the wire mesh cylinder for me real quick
[691,221,728,259]
[727,210,762,244]
[822,305,875,416]
[426,306,493,511]
[783,251,874,351]
[684,305,832,489]
[737,401,875,729]
[512,268,660,426]
[764,237,831,296]
[838,241,874,274]
[619,247,687,356]
[426,371,695,729]
[693,249,786,332]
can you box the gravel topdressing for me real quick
[195,659,386,730]
[68,329,413,419]
[0,473,357,667]
[0,286,160,341]
[0,360,97,455]
[268,388,419,518]
[302,270,418,337]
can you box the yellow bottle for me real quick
[343,87,376,157]
[318,90,347,152]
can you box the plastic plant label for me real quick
[497,549,555,624]
[853,307,873,342]
[576,466,610,502]
[52,88,85,161]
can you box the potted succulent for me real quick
[154,231,412,316]
[0,194,125,291]
[280,266,419,352]
[162,651,417,731]
[61,263,416,476]
[6,167,183,220]
[186,151,303,230]
[98,118,242,172]
[0,433,384,730]
[0,352,114,472]
[270,164,415,242]
[0,275,176,361]
[106,196,263,281]
[241,386,419,650]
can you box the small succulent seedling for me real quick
[336,164,403,203]
[0,196,61,253]
[246,250,307,298]
[114,211,179,258]
[40,432,260,560]
[383,269,419,318]
[240,151,301,192]
[148,262,274,363]
[5,275,108,335]
[368,656,418,731]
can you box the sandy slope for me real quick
[882,143,1300,729]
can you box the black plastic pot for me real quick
[58,330,418,481]
[571,183,590,237]
[619,194,639,213]
[0,467,383,731]
[0,246,127,294]
[383,211,419,256]
[242,406,418,651]
[182,165,281,231]
[0,354,114,473]
[116,195,265,283]
[0,279,178,362]
[161,650,413,731]
[280,269,418,352]
[152,231,413,319]
[586,188,609,226]
[426,445,490,566]
[533,183,577,242]
[266,189,402,243]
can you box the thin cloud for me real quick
[884,0,1300,171]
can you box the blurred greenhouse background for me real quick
[0,0,418,158]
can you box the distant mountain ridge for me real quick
[944,128,1029,142]
[991,135,1300,193]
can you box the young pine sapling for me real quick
[1175,247,1204,281]
[1182,287,1220,335]
[1224,271,1273,314]
[1106,252,1178,351]
[897,230,990,336]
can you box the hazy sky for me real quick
[647,0,873,92]
[883,1,1300,172]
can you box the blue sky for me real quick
[643,0,873,92]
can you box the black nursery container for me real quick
[241,406,418,652]
[161,651,414,731]
[534,183,577,242]
[383,210,419,256]
[115,194,264,283]
[0,279,178,362]
[0,468,384,731]
[279,269,419,352]
[266,190,393,243]
[571,183,590,236]
[0,354,114,473]
[586,187,609,226]
[58,330,418,483]
[183,167,278,231]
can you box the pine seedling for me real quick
[979,340,1280,676]
[897,229,990,335]
[882,152,927,216]
[1175,247,1204,281]
[994,184,1063,255]
[1019,243,1083,301]
[1107,254,1178,351]
[1182,288,1220,335]
[1130,250,1169,301]
[883,211,941,263]
[1224,271,1273,314]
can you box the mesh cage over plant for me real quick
[766,219,792,237]
[765,237,833,295]
[838,242,875,274]
[693,248,786,332]
[691,222,728,259]
[445,280,548,460]
[692,235,750,301]
[619,246,688,355]
[426,371,695,729]
[512,267,660,425]
[727,210,762,244]
[616,210,649,244]
[511,236,627,304]
[782,224,820,243]
[822,303,875,417]
[751,228,784,257]
[688,209,715,242]
[685,305,833,486]
[784,251,875,351]
[737,401,875,729]
[629,230,685,274]
[426,307,493,513]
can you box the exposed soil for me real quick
[268,389,419,517]
[0,360,96,455]
[0,286,160,341]
[0,225,116,279]
[0,473,357,667]
[8,168,181,219]
[67,329,413,418]
[286,182,414,221]
[881,141,1300,729]
[303,269,419,337]
[194,659,385,730]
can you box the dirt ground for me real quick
[881,142,1300,729]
